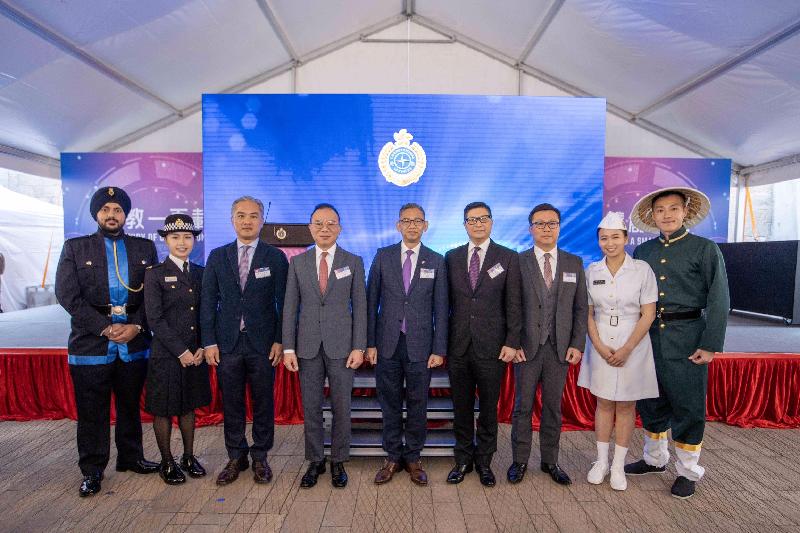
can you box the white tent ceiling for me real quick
[1,0,799,172]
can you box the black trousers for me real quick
[376,334,431,463]
[69,358,148,476]
[217,332,275,461]
[448,342,506,466]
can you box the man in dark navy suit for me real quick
[200,196,288,486]
[445,201,522,487]
[366,203,448,486]
[55,186,160,497]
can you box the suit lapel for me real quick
[555,249,566,301]
[524,250,544,305]
[390,244,406,294]
[226,241,242,293]
[93,232,111,303]
[164,258,189,287]
[407,245,426,295]
[473,241,496,292]
[246,242,268,291]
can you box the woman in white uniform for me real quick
[578,211,658,490]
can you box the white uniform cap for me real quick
[598,211,627,230]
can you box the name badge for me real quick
[334,266,351,279]
[255,267,271,279]
[593,279,605,285]
[164,276,178,282]
[563,272,577,283]
[420,268,435,279]
[488,263,504,279]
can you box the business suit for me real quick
[200,240,288,461]
[446,240,521,467]
[367,243,448,463]
[55,230,157,476]
[511,247,588,465]
[282,245,367,463]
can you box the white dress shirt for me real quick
[237,239,257,273]
[315,243,337,279]
[467,240,490,271]
[534,245,558,282]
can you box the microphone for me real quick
[264,201,272,223]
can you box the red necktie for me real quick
[319,251,329,294]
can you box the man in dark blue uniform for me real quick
[55,186,160,497]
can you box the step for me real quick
[324,427,455,457]
[322,396,478,419]
[325,367,450,388]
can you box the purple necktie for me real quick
[239,245,250,330]
[401,250,413,333]
[469,247,480,290]
[543,252,553,290]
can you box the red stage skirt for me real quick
[1,350,798,429]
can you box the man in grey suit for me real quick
[507,203,588,486]
[282,203,367,489]
[366,203,448,486]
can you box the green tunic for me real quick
[632,226,730,444]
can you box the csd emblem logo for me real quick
[378,129,427,187]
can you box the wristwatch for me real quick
[133,324,143,333]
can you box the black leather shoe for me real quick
[624,459,666,475]
[507,462,527,484]
[79,474,102,497]
[671,476,696,499]
[331,462,348,488]
[446,463,473,484]
[541,462,572,485]
[116,459,160,474]
[300,460,326,488]
[476,465,496,487]
[159,460,186,485]
[180,454,207,478]
[252,459,273,484]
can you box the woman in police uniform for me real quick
[144,214,211,484]
[577,211,658,491]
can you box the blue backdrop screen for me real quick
[202,94,606,265]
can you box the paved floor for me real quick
[1,421,799,532]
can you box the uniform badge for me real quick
[176,218,184,227]
[108,187,114,196]
[378,129,427,187]
[85,260,92,266]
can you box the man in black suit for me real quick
[55,186,160,497]
[507,203,588,486]
[200,196,288,486]
[367,203,448,486]
[445,201,522,487]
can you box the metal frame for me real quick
[517,0,564,64]
[0,0,180,115]
[0,143,59,168]
[636,17,800,118]
[255,0,300,62]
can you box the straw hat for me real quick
[630,187,710,233]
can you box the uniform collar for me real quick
[98,227,125,241]
[168,254,188,271]
[659,225,688,243]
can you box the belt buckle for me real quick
[609,315,619,327]
[110,305,126,316]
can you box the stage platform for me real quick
[0,420,799,532]
[1,305,799,430]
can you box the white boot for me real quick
[610,444,628,490]
[587,461,609,484]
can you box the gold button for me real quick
[660,259,666,264]
[664,243,669,247]
[171,285,176,289]
[659,275,665,281]
[189,289,193,292]
[660,307,665,312]
[190,326,195,330]
[659,292,665,297]
[660,323,666,329]
[190,306,194,311]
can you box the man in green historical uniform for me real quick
[624,187,729,500]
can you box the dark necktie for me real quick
[183,261,189,275]
[469,247,480,290]
[543,252,553,290]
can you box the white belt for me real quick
[596,313,639,327]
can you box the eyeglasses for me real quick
[309,221,339,229]
[464,215,492,225]
[399,218,426,226]
[530,221,560,230]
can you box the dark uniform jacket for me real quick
[634,226,729,359]
[367,243,449,363]
[55,230,158,357]
[144,259,203,359]
[200,240,289,356]
[445,240,522,359]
